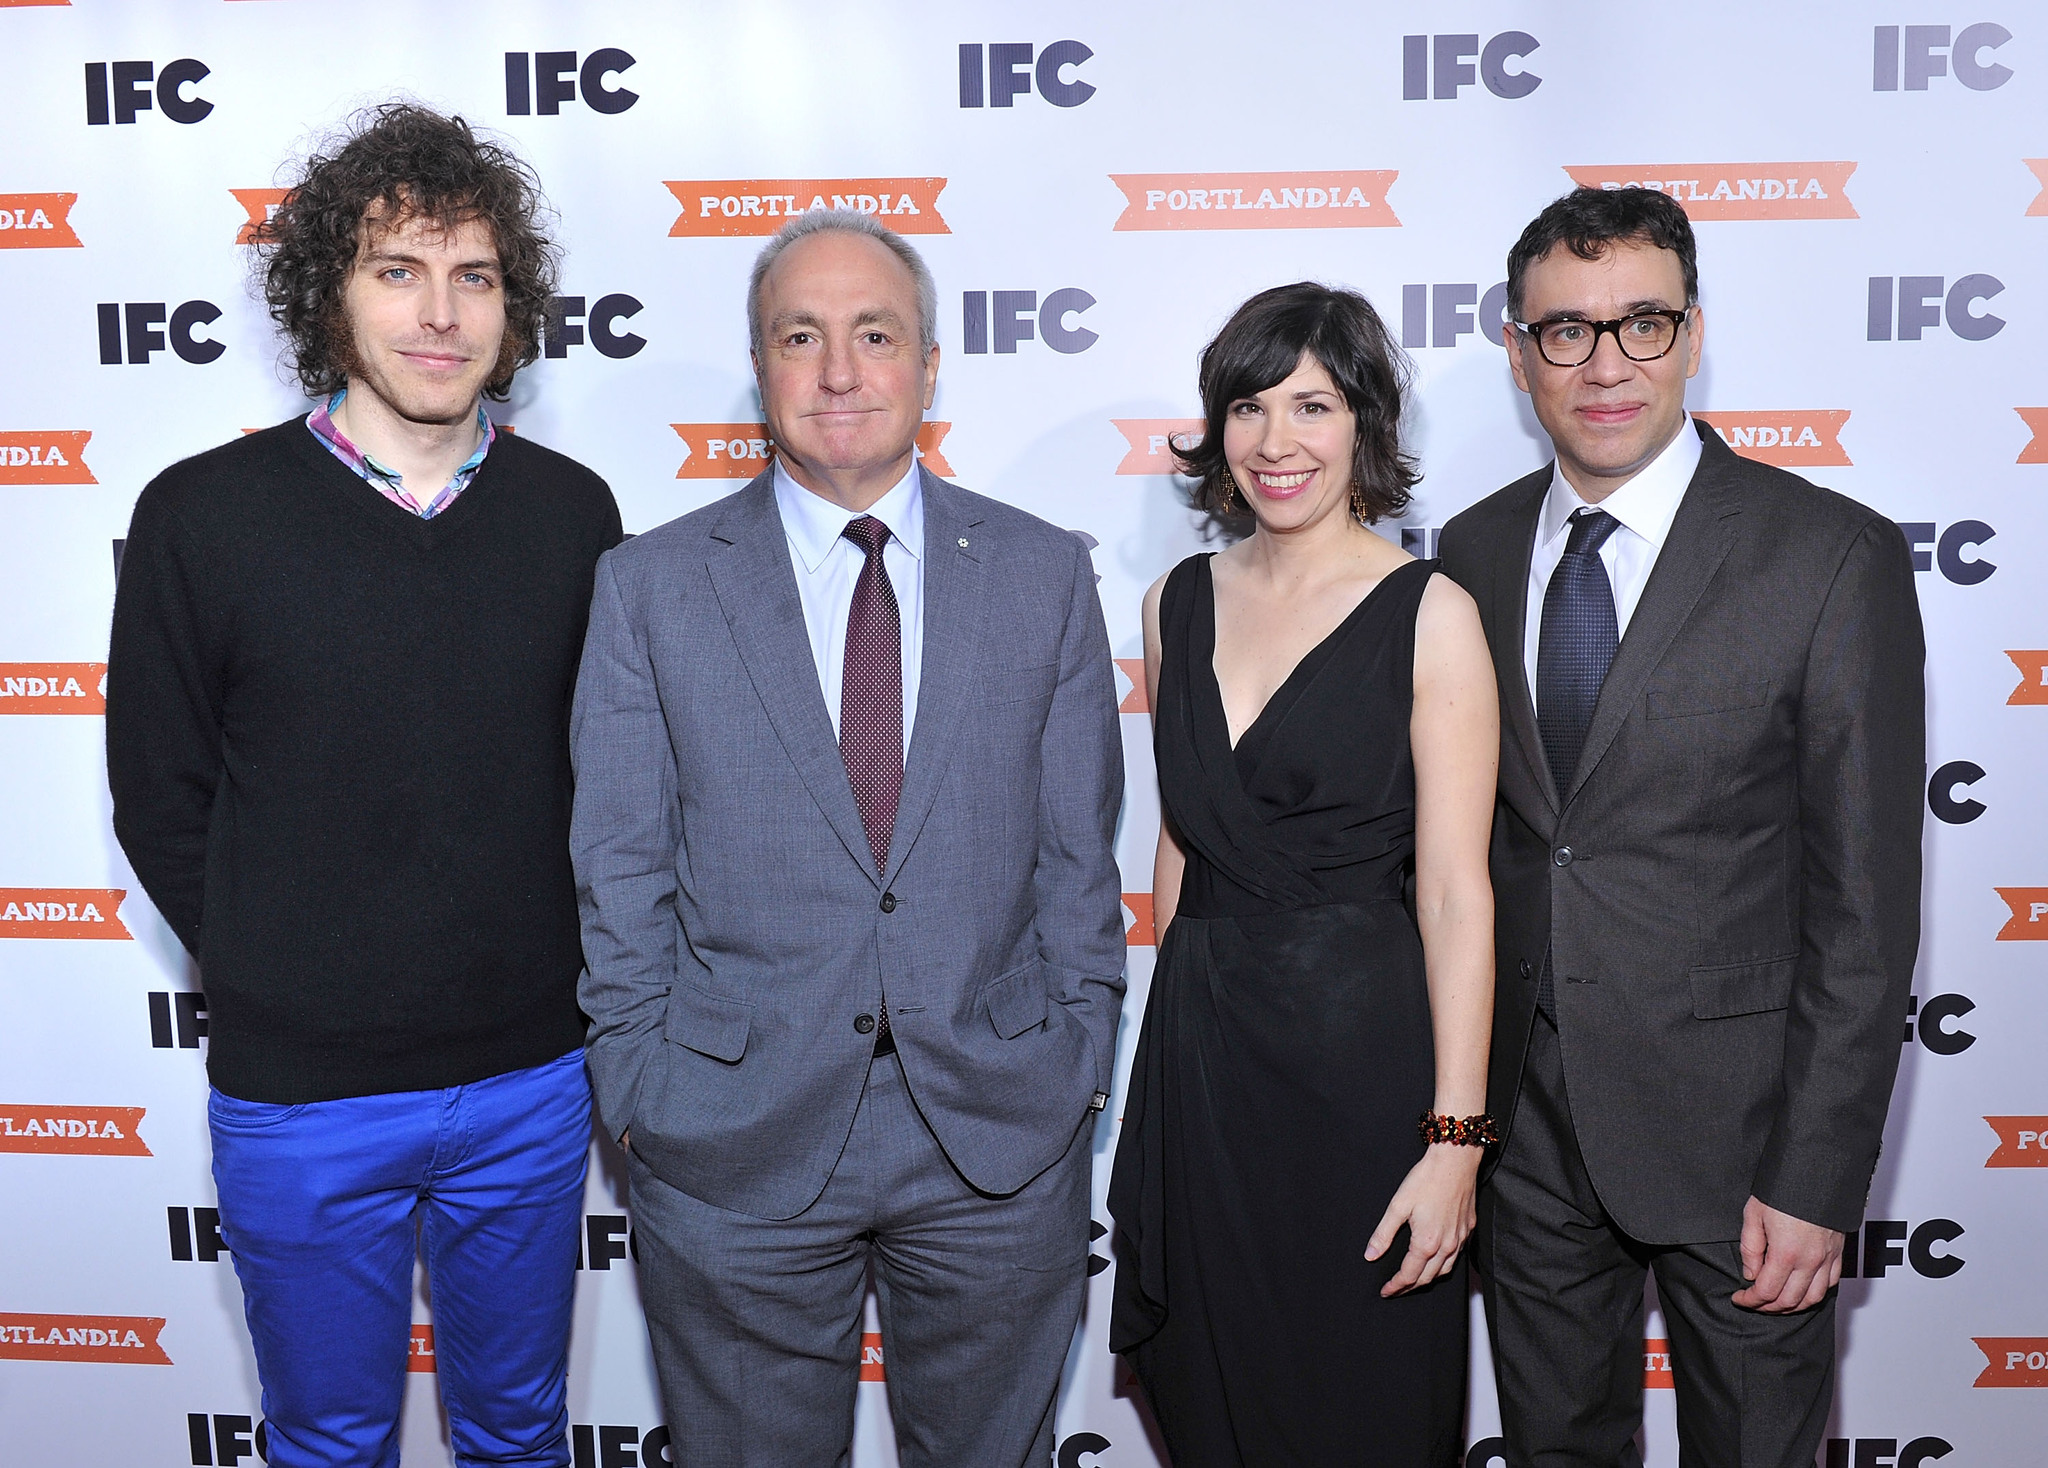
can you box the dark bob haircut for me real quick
[1505,186,1699,323]
[1176,282,1418,525]
[253,103,559,400]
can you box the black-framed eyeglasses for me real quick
[1511,308,1692,367]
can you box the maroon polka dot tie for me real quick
[839,516,902,875]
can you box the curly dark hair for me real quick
[1505,186,1698,323]
[1177,282,1418,526]
[253,103,559,400]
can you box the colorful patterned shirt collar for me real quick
[306,388,496,520]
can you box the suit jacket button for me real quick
[1552,846,1574,867]
[854,1013,876,1035]
[1519,959,1532,979]
[879,892,897,913]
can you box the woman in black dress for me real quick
[1109,283,1500,1465]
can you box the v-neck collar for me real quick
[307,389,495,520]
[1203,553,1423,765]
[284,415,499,546]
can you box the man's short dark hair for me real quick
[1505,187,1699,323]
[1176,282,1419,526]
[254,103,559,400]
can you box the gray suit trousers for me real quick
[1477,1014,1836,1468]
[627,1049,1090,1467]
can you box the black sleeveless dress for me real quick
[1109,553,1466,1467]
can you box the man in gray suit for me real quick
[570,210,1125,1465]
[1439,187,1924,1465]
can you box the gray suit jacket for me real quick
[571,467,1126,1220]
[1438,421,1924,1242]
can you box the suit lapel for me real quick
[885,469,989,885]
[1490,469,1558,816]
[1565,424,1743,805]
[703,472,879,883]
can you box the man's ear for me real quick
[1504,326,1533,395]
[922,343,940,411]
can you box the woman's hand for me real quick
[1365,1142,1482,1297]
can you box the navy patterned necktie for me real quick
[1536,508,1622,799]
[839,516,902,873]
[1534,508,1620,1022]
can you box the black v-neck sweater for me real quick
[107,418,623,1103]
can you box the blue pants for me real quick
[209,1050,590,1468]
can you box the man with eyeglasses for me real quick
[1438,186,1924,1466]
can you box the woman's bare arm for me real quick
[1367,570,1500,1294]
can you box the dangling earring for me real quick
[1219,467,1240,512]
[1350,481,1368,525]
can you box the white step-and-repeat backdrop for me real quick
[3,3,2044,1464]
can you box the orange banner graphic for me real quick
[407,1324,436,1373]
[230,188,290,245]
[1645,1339,1673,1388]
[0,430,95,485]
[1113,658,1148,714]
[1123,893,1156,948]
[1984,1117,2048,1167]
[0,1314,169,1363]
[672,423,772,479]
[1974,1338,2048,1387]
[1110,172,1399,231]
[914,421,956,474]
[0,1,73,7]
[1112,419,1202,475]
[0,193,81,247]
[2026,161,2048,217]
[667,179,949,238]
[860,1331,886,1382]
[1562,164,1857,221]
[1691,412,1850,468]
[2006,653,2048,706]
[0,1105,149,1156]
[673,421,953,479]
[1994,889,2048,940]
[2017,408,2048,465]
[0,663,106,713]
[0,888,131,939]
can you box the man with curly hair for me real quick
[106,104,620,1468]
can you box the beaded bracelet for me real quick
[1418,1111,1500,1147]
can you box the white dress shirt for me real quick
[1523,421,1703,710]
[773,456,925,754]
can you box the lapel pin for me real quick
[958,538,969,547]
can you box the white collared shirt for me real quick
[773,456,925,753]
[1523,420,1703,709]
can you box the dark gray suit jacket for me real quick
[571,467,1126,1220]
[1438,421,1924,1242]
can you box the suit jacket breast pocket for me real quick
[1645,681,1771,721]
[982,661,1059,708]
[663,983,752,1062]
[1689,955,1796,1019]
